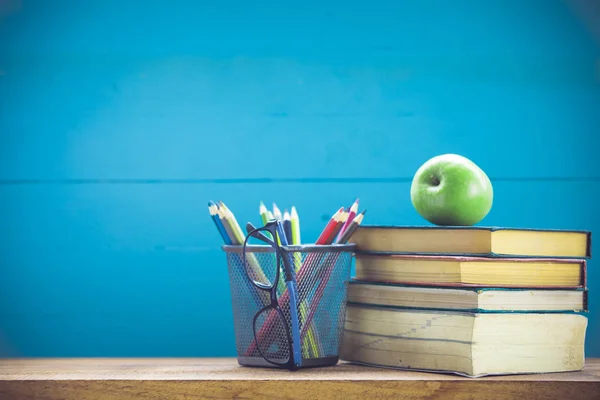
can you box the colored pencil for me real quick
[290,206,303,284]
[272,203,283,243]
[272,203,282,221]
[259,201,273,240]
[208,201,230,244]
[274,219,302,365]
[289,205,320,357]
[211,201,268,308]
[315,207,344,244]
[336,198,359,241]
[220,202,272,289]
[335,210,366,244]
[259,201,269,226]
[219,201,245,244]
[327,209,347,244]
[283,210,292,244]
[299,210,366,342]
[217,206,237,244]
[290,206,301,245]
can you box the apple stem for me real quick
[430,175,440,186]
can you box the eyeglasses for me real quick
[242,219,302,371]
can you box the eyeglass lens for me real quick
[254,306,291,364]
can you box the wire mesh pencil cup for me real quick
[223,243,356,369]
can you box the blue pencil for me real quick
[208,201,231,244]
[275,221,302,367]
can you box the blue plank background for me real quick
[1,0,599,357]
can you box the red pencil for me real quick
[335,210,366,244]
[299,211,366,341]
[336,198,359,241]
[315,207,344,244]
[327,209,347,244]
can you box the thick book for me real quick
[347,280,588,312]
[339,303,588,378]
[355,253,587,288]
[349,225,591,258]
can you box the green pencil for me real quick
[259,201,269,226]
[259,201,273,240]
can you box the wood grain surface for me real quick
[1,358,599,399]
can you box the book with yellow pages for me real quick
[355,253,587,288]
[349,225,591,258]
[347,280,588,313]
[339,303,588,377]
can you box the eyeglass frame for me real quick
[241,219,302,371]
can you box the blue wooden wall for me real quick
[1,0,599,357]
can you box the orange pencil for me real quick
[315,207,344,244]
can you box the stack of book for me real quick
[340,226,591,377]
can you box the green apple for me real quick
[410,154,493,226]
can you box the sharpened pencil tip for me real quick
[272,203,282,219]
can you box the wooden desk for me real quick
[1,358,599,399]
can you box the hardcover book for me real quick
[339,303,588,377]
[349,225,591,258]
[354,253,587,288]
[347,280,588,312]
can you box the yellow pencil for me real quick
[219,201,244,244]
[289,206,321,358]
[219,201,269,286]
[290,206,301,245]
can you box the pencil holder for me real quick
[222,243,356,370]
